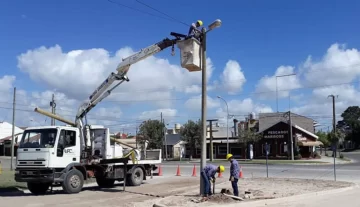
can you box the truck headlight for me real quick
[15,170,19,175]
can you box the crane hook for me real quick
[171,44,175,56]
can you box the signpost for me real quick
[265,143,269,178]
[332,144,337,181]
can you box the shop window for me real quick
[262,144,271,155]
[230,147,242,158]
[218,146,227,155]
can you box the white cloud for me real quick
[184,85,201,94]
[291,43,360,127]
[139,108,177,121]
[302,43,360,86]
[184,95,220,111]
[215,98,273,125]
[17,45,215,108]
[255,65,301,99]
[220,60,246,94]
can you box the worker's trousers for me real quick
[200,171,212,196]
[231,178,239,196]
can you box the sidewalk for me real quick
[224,184,360,207]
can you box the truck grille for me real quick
[17,159,46,167]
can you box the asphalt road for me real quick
[2,151,360,183]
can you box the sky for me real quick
[0,0,360,134]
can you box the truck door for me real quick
[55,129,80,166]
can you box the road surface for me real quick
[1,151,360,207]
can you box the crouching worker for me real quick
[200,164,225,199]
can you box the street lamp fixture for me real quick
[208,19,222,31]
[217,96,229,154]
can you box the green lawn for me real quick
[0,169,26,191]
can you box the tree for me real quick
[138,119,164,149]
[316,131,330,147]
[180,119,201,160]
[316,131,330,154]
[340,106,360,147]
[238,128,262,159]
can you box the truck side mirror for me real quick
[57,146,64,157]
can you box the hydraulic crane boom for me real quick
[75,36,183,122]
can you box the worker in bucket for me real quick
[187,20,203,41]
[226,153,240,197]
[201,164,225,199]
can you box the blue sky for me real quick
[1,0,360,133]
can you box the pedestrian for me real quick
[187,20,203,41]
[226,153,240,197]
[200,164,225,199]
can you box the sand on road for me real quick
[0,176,353,207]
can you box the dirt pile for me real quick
[207,194,238,203]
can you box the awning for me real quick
[297,141,323,147]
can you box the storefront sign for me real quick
[264,130,288,139]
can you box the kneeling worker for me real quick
[201,164,225,198]
[226,153,240,197]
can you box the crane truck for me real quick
[14,32,202,195]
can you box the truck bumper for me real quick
[15,168,55,183]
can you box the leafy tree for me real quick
[138,119,165,149]
[316,131,330,147]
[180,119,201,160]
[340,106,360,147]
[238,128,262,159]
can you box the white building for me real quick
[0,121,24,141]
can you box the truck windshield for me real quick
[19,129,58,148]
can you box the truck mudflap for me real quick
[15,168,55,183]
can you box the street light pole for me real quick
[217,96,229,154]
[200,19,222,196]
[275,73,296,112]
[200,26,207,196]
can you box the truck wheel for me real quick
[62,169,84,194]
[127,167,144,186]
[27,182,50,195]
[96,177,115,188]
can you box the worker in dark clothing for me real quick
[226,153,240,196]
[201,164,225,199]
[187,20,203,41]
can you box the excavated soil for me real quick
[207,194,237,203]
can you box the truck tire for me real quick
[27,182,50,195]
[96,177,115,188]
[62,169,84,194]
[127,167,144,186]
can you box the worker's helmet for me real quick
[197,20,203,26]
[218,165,225,173]
[226,153,233,160]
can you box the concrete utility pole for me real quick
[10,87,16,171]
[328,95,338,156]
[50,94,56,126]
[288,111,294,160]
[275,73,296,112]
[217,96,229,154]
[207,119,218,161]
[200,19,222,196]
[163,118,168,161]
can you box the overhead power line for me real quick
[106,0,187,26]
[134,0,190,26]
